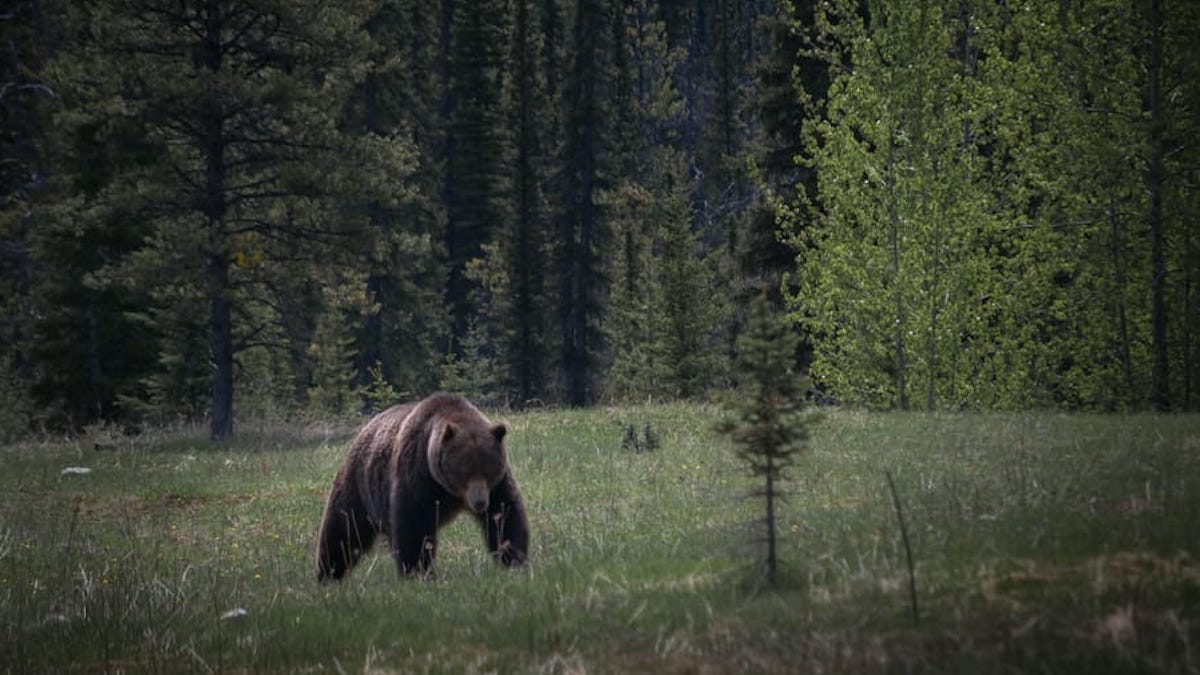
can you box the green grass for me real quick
[2,406,1198,673]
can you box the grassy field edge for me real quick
[2,406,1198,673]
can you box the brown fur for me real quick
[315,393,529,580]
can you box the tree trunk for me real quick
[925,184,942,412]
[1185,222,1198,410]
[209,264,234,440]
[561,0,601,408]
[568,193,594,407]
[16,210,33,382]
[1110,204,1135,405]
[1185,269,1194,410]
[1146,0,1169,411]
[764,452,777,585]
[200,0,233,439]
[513,0,541,407]
[886,152,908,411]
[87,292,103,420]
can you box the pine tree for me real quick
[352,0,449,401]
[506,0,557,406]
[605,0,726,401]
[1171,1,1200,410]
[557,0,616,406]
[656,155,725,398]
[701,0,770,271]
[0,1,54,436]
[747,0,826,302]
[444,0,515,358]
[605,1,675,401]
[437,239,512,405]
[606,182,670,399]
[46,0,414,438]
[720,292,811,585]
[32,48,164,427]
[466,0,558,407]
[306,277,370,417]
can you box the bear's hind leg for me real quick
[316,498,376,581]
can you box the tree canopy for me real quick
[2,0,1197,439]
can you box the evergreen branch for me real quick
[221,10,273,56]
[226,217,361,247]
[231,323,279,356]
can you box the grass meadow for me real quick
[1,405,1198,673]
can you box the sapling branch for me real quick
[885,469,919,626]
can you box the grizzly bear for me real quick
[316,393,529,580]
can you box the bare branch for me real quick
[0,81,56,102]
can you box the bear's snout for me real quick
[466,479,490,514]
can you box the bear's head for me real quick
[427,415,508,515]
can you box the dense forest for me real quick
[2,0,1197,440]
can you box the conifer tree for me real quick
[720,292,811,585]
[605,0,726,401]
[351,0,448,400]
[441,244,509,404]
[746,0,825,301]
[47,0,414,438]
[702,0,770,267]
[479,0,556,406]
[606,182,669,399]
[444,0,515,358]
[0,1,53,436]
[305,277,371,417]
[656,156,725,397]
[557,0,616,406]
[605,1,674,401]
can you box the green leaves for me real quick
[787,0,1200,411]
[793,1,988,410]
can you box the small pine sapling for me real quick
[642,423,659,451]
[364,361,403,414]
[620,422,659,453]
[621,424,641,452]
[719,293,813,585]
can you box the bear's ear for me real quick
[491,423,506,443]
[442,422,456,443]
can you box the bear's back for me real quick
[349,394,487,470]
[345,403,420,522]
[352,402,417,458]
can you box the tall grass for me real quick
[1,406,1197,672]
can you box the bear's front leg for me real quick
[479,475,530,566]
[391,500,439,576]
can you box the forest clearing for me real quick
[4,1,1199,670]
[3,405,1197,673]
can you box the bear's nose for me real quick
[466,480,490,514]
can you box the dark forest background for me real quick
[2,0,1198,440]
